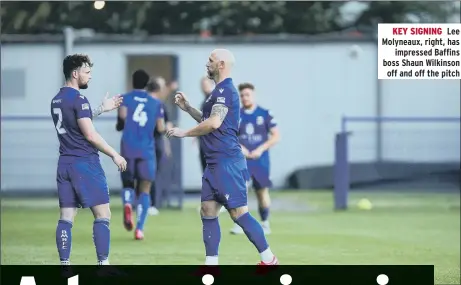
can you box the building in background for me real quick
[1,1,460,196]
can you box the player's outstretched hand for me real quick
[112,154,127,172]
[165,127,186,138]
[102,92,123,112]
[174,91,190,111]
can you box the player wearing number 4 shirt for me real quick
[166,49,278,266]
[116,70,165,240]
[50,54,126,266]
[230,83,280,236]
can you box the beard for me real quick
[207,69,216,80]
[79,83,89,89]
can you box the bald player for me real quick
[166,49,278,265]
[230,83,280,235]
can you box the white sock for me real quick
[60,260,70,265]
[97,259,110,265]
[205,256,218,265]
[261,220,270,228]
[260,248,275,263]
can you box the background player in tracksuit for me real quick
[116,70,165,240]
[230,82,280,235]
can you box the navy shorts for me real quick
[57,159,109,208]
[121,157,156,183]
[247,159,272,190]
[202,158,250,209]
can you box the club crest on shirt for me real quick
[256,116,264,125]
[245,123,254,135]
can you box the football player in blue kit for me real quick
[166,49,278,265]
[116,70,165,240]
[51,54,126,265]
[230,82,280,235]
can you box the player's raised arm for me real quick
[174,91,202,123]
[92,92,123,119]
[167,89,231,138]
[75,96,126,171]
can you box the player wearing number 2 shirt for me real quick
[117,69,165,240]
[51,54,126,266]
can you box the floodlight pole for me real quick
[63,26,75,56]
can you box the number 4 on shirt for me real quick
[133,103,148,127]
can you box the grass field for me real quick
[1,190,460,284]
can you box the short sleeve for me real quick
[266,110,277,130]
[214,88,233,108]
[120,94,129,107]
[74,94,92,119]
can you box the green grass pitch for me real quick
[1,190,459,284]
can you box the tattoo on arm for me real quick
[92,104,104,119]
[187,106,203,123]
[210,104,229,122]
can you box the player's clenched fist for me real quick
[174,91,190,111]
[112,154,127,172]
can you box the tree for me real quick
[1,1,458,36]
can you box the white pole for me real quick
[63,26,75,56]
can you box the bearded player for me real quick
[230,83,280,235]
[166,49,278,265]
[51,54,126,265]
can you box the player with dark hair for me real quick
[166,49,278,265]
[116,69,165,240]
[230,82,280,235]
[146,76,173,216]
[51,54,126,266]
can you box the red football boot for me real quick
[123,204,134,231]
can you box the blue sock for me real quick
[235,212,269,253]
[136,192,150,231]
[93,218,110,262]
[202,216,220,256]
[259,207,270,222]
[122,187,135,206]
[56,220,72,262]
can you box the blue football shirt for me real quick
[50,87,98,163]
[121,90,164,159]
[239,106,277,161]
[200,78,243,164]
